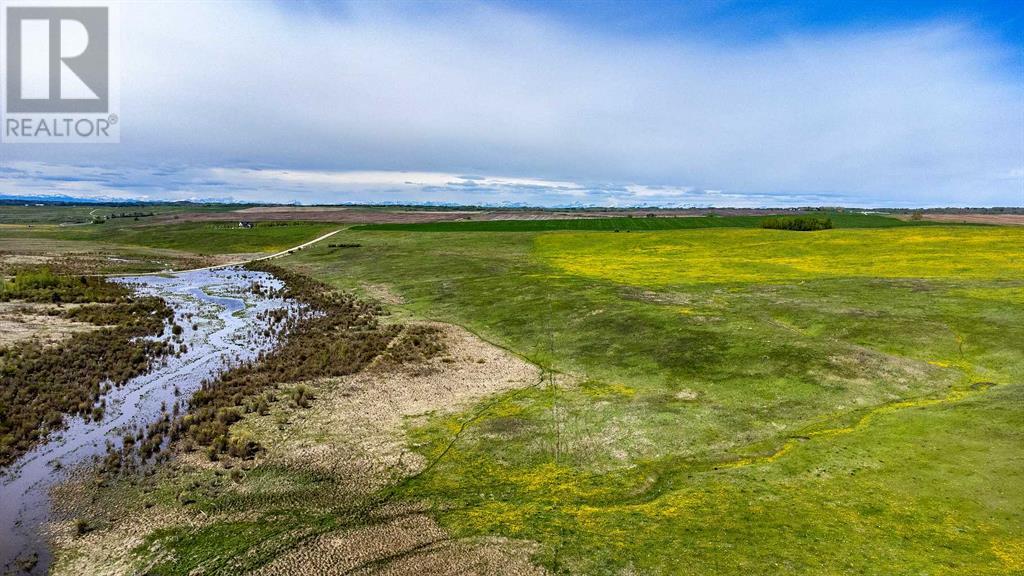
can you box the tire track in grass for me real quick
[716,373,998,472]
[714,325,990,471]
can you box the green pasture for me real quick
[0,221,337,257]
[278,224,1023,574]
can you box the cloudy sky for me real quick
[2,0,1022,207]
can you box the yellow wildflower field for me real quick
[535,226,1024,286]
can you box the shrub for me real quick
[109,262,444,468]
[0,267,131,303]
[228,431,259,459]
[0,271,172,468]
[760,216,833,231]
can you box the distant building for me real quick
[238,221,253,228]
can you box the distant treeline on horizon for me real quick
[0,198,1021,213]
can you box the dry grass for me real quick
[243,323,544,573]
[895,213,1024,226]
[0,302,103,347]
[254,508,544,576]
[0,241,213,274]
[244,322,540,490]
[206,252,268,267]
[50,322,545,575]
[361,283,406,305]
[49,475,206,576]
[0,253,56,266]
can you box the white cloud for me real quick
[2,1,1021,206]
[0,162,875,207]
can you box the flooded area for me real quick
[0,267,299,575]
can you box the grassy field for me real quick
[272,223,1024,574]
[21,217,1021,574]
[538,227,1024,285]
[0,221,338,273]
[353,211,935,232]
[0,221,337,254]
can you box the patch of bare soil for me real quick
[621,288,694,306]
[361,283,405,305]
[0,253,55,267]
[0,302,102,347]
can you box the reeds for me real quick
[0,269,172,467]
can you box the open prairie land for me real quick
[270,222,1023,574]
[0,220,338,274]
[4,212,1022,575]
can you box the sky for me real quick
[1,0,1021,207]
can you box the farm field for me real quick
[0,203,243,225]
[894,213,1024,226]
[354,211,931,232]
[0,211,913,274]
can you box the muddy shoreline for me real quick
[0,268,298,575]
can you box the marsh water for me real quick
[0,268,298,575]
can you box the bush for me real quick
[760,216,833,231]
[228,431,259,459]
